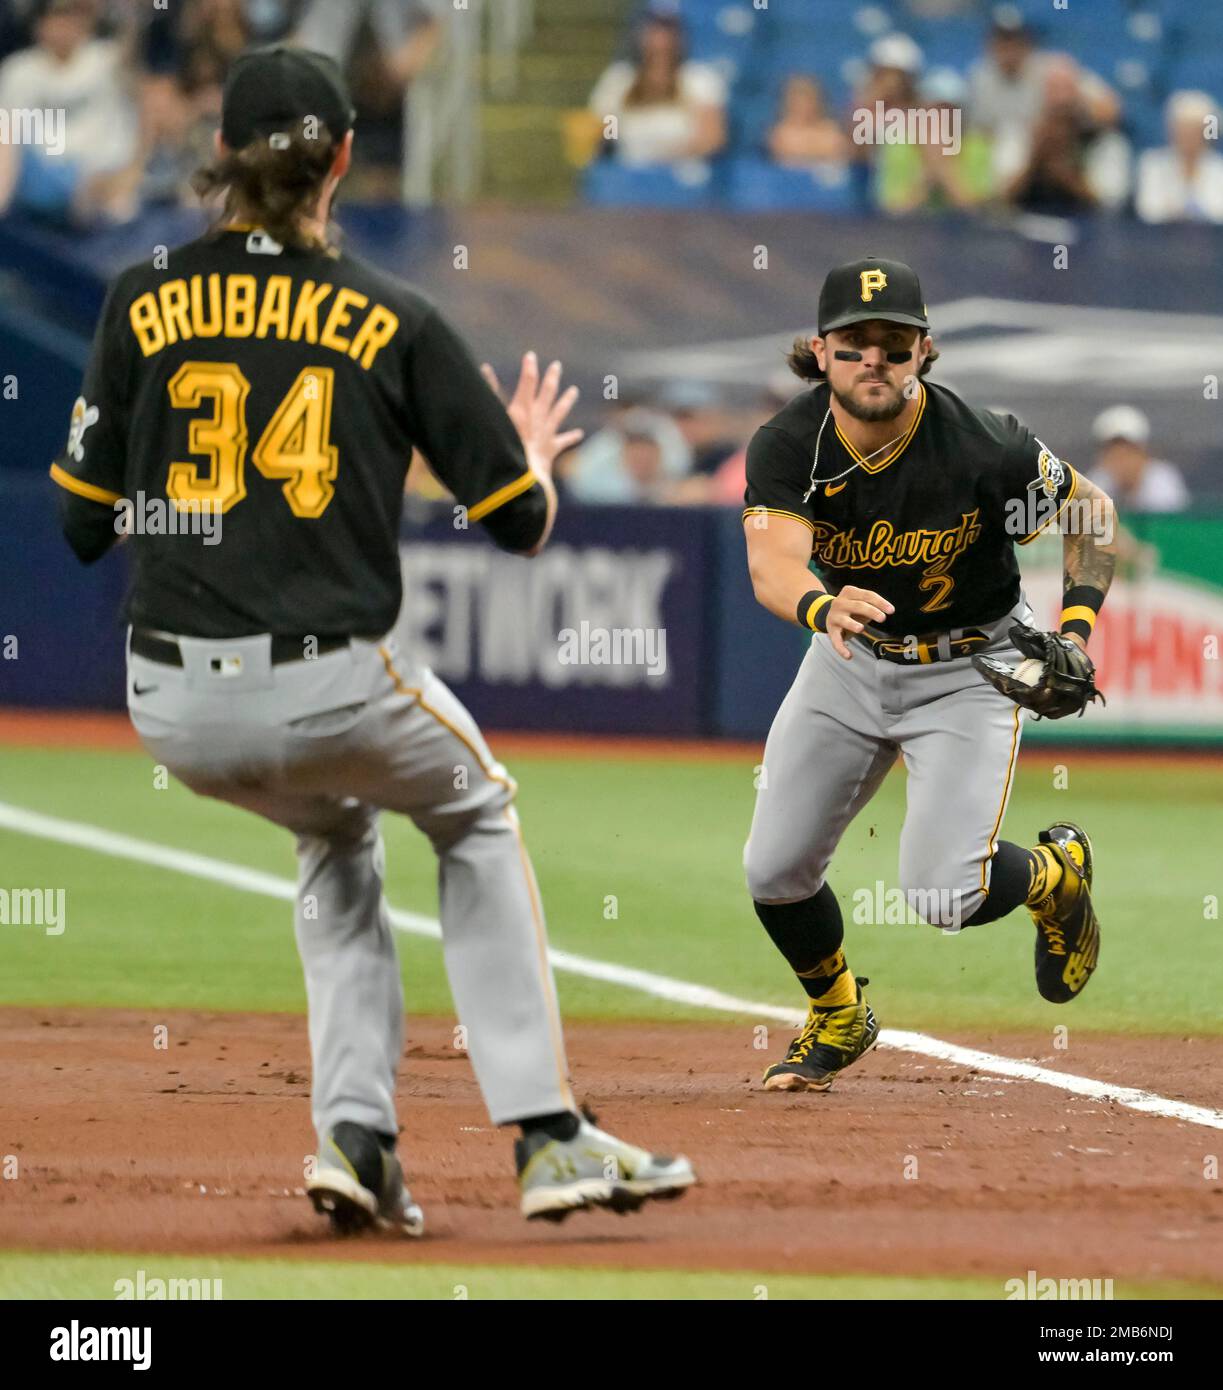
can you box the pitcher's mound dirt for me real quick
[2,1008,1221,1284]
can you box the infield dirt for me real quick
[2,1008,1221,1284]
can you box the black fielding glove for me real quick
[972,622,1105,720]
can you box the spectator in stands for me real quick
[1136,90,1223,225]
[656,380,738,477]
[705,372,803,507]
[971,8,1126,209]
[137,0,252,206]
[849,31,922,188]
[0,0,141,223]
[293,0,445,199]
[0,0,37,63]
[854,31,922,123]
[969,7,1048,185]
[767,75,850,169]
[564,402,692,504]
[875,67,992,214]
[1002,55,1130,215]
[1089,406,1189,513]
[588,11,726,169]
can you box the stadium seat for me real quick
[1157,0,1223,40]
[721,155,864,213]
[763,0,895,41]
[679,1,763,84]
[1124,93,1169,150]
[582,159,717,208]
[906,17,988,74]
[1164,52,1223,101]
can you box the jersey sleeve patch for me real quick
[1017,450,1078,545]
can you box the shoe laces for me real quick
[785,977,868,1062]
[1034,902,1066,953]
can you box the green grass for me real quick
[2,1251,1218,1301]
[1,745,1220,1033]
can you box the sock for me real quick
[1026,843,1064,904]
[798,948,858,1007]
[517,1110,579,1142]
[754,886,854,1004]
[960,840,1036,926]
[961,840,1066,927]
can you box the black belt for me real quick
[131,629,350,667]
[855,627,990,665]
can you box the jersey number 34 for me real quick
[166,362,338,518]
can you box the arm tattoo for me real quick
[1062,475,1118,599]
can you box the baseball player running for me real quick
[51,47,694,1231]
[742,256,1112,1092]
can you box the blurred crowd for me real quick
[0,0,445,224]
[587,3,1223,222]
[531,382,1191,525]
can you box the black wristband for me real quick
[797,590,833,632]
[1061,584,1105,642]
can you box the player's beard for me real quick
[831,375,908,423]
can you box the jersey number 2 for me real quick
[166,363,338,518]
[918,571,955,613]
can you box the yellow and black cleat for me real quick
[763,977,879,1092]
[1031,822,1101,1003]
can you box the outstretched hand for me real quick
[481,352,583,477]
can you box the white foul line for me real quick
[3,799,1221,1132]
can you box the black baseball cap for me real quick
[221,47,356,151]
[818,256,930,335]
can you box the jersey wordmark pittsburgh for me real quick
[743,380,1078,635]
[52,228,542,638]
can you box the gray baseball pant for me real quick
[127,630,574,1145]
[744,602,1031,927]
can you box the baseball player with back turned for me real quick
[50,47,694,1232]
[742,257,1113,1092]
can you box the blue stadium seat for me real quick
[721,155,864,213]
[906,17,988,74]
[582,159,717,209]
[1164,52,1223,100]
[1124,93,1169,150]
[763,0,895,41]
[1157,0,1223,39]
[679,0,762,82]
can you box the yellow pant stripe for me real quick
[377,646,512,792]
[378,646,572,1104]
[980,704,1022,895]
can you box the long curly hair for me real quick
[192,120,342,253]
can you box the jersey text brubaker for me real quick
[129,273,400,370]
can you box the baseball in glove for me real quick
[972,622,1105,720]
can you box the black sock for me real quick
[961,840,1037,926]
[517,1110,579,1141]
[754,885,848,1000]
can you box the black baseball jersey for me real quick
[743,380,1078,635]
[51,228,543,638]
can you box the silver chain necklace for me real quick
[802,407,907,503]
